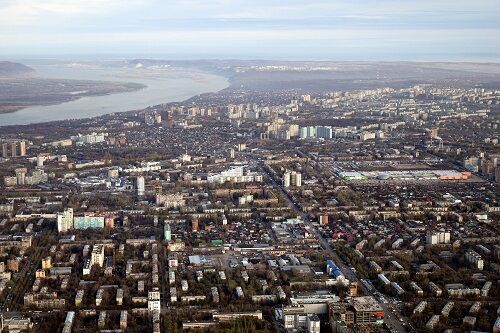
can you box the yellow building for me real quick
[35,269,46,278]
[41,256,52,270]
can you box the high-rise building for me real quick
[164,223,172,241]
[15,168,27,186]
[465,250,484,270]
[57,208,74,232]
[299,126,316,139]
[10,143,18,157]
[283,171,291,187]
[426,231,450,245]
[91,245,105,268]
[136,176,145,196]
[192,219,199,232]
[148,289,161,313]
[237,143,246,151]
[293,172,302,187]
[36,155,45,167]
[283,170,302,187]
[19,141,26,156]
[1,143,8,158]
[316,126,333,139]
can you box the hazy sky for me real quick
[1,0,500,60]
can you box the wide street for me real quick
[262,161,411,333]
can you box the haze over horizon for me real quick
[1,0,500,62]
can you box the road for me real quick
[261,162,411,333]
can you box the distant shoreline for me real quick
[0,105,25,114]
[0,86,147,115]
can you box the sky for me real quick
[1,0,500,61]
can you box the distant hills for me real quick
[0,61,36,77]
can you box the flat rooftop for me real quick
[351,296,383,312]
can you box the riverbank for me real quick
[0,65,229,126]
[0,80,146,115]
[0,105,24,114]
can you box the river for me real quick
[0,64,229,126]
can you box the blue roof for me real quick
[327,260,344,277]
